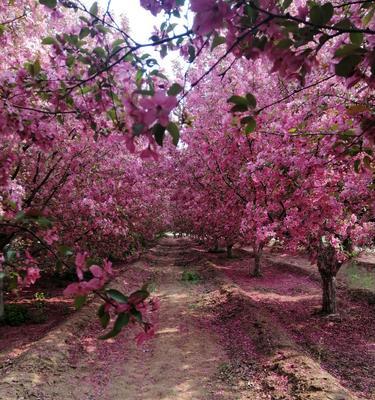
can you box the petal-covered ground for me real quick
[0,238,373,400]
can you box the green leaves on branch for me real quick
[244,117,257,134]
[211,35,226,51]
[153,124,166,146]
[167,122,180,146]
[42,36,57,45]
[153,122,180,147]
[335,55,362,77]
[25,60,41,77]
[227,93,257,134]
[106,289,128,303]
[227,93,257,112]
[99,312,130,340]
[90,2,99,17]
[98,287,151,340]
[309,3,334,26]
[167,83,183,96]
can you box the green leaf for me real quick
[334,44,364,58]
[310,3,334,26]
[66,55,75,68]
[39,0,57,9]
[245,117,256,134]
[167,122,180,146]
[106,289,128,303]
[188,45,195,63]
[36,216,52,228]
[90,1,98,16]
[42,36,57,45]
[350,32,363,46]
[107,108,117,122]
[58,245,73,257]
[74,295,87,310]
[112,38,125,48]
[246,93,257,108]
[240,116,255,125]
[93,47,106,59]
[333,18,353,30]
[231,104,248,113]
[79,27,90,39]
[99,312,129,340]
[362,7,374,26]
[153,124,165,146]
[130,308,143,322]
[339,129,355,140]
[97,304,110,328]
[128,290,149,305]
[167,83,183,96]
[0,271,5,279]
[335,55,362,77]
[282,0,293,9]
[211,35,226,51]
[227,95,248,107]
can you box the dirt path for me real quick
[0,238,244,400]
[0,238,370,400]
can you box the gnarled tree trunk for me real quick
[253,251,262,277]
[317,239,342,315]
[320,272,337,314]
[0,275,3,321]
[252,244,264,277]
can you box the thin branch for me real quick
[251,2,375,34]
[257,74,335,113]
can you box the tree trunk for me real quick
[320,271,337,314]
[0,272,4,321]
[317,239,342,315]
[227,244,233,258]
[252,251,262,277]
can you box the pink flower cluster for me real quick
[63,253,114,297]
[17,251,41,288]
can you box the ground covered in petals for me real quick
[0,238,373,400]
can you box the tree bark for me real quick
[227,244,233,258]
[320,271,337,314]
[0,274,3,321]
[252,251,262,277]
[317,239,342,315]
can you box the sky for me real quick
[83,0,190,76]
[107,0,164,43]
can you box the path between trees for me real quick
[0,238,372,399]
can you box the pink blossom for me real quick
[139,91,177,127]
[75,252,88,281]
[191,0,230,35]
[135,326,155,346]
[23,267,40,287]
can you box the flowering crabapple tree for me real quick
[0,0,180,339]
[166,43,374,314]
